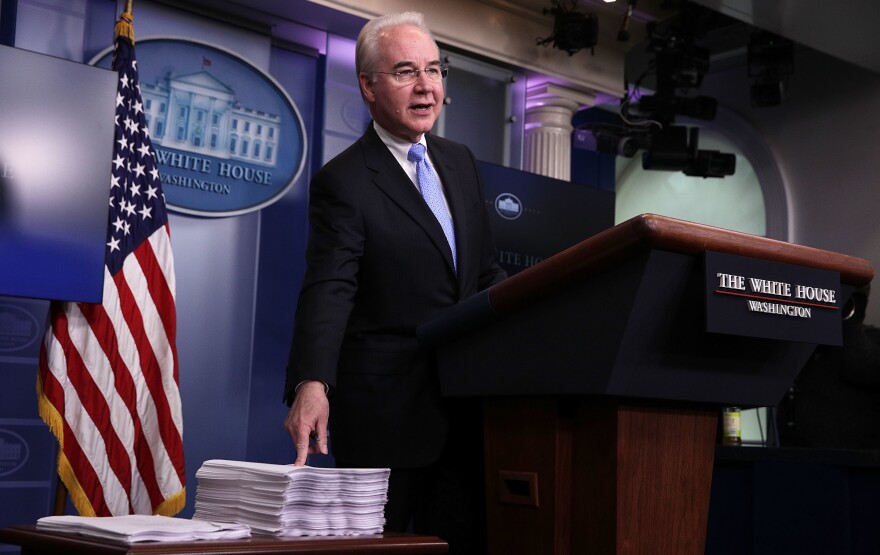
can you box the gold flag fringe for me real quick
[114,0,135,43]
[37,364,187,517]
[156,487,187,517]
[37,370,97,517]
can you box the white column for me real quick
[524,84,596,181]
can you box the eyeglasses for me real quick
[375,65,448,84]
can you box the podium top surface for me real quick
[488,213,874,315]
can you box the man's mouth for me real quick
[411,103,433,112]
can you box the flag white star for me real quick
[139,205,153,220]
[107,236,121,252]
[123,116,138,135]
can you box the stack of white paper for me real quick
[36,514,250,543]
[192,459,390,537]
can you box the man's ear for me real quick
[359,72,375,103]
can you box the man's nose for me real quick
[413,71,435,91]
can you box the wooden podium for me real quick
[421,214,874,555]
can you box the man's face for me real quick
[360,25,443,144]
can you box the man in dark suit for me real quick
[283,11,506,553]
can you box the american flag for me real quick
[37,12,186,517]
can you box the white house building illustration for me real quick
[496,194,522,219]
[142,70,280,167]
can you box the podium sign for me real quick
[705,251,842,346]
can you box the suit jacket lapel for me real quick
[427,136,469,282]
[360,126,457,275]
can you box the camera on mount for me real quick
[537,0,598,56]
[648,30,710,90]
[575,3,737,178]
[627,22,736,178]
[593,129,647,158]
[637,94,717,123]
[641,125,735,178]
[637,25,714,124]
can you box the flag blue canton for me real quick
[109,36,169,276]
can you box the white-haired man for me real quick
[283,11,506,554]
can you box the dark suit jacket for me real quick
[285,123,506,468]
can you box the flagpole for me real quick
[53,475,68,516]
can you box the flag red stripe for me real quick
[142,227,177,347]
[38,306,67,411]
[133,235,185,482]
[81,297,166,513]
[59,307,136,514]
[159,229,182,389]
[74,305,134,494]
[61,418,112,517]
[44,306,132,516]
[112,269,173,511]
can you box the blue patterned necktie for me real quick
[408,143,457,271]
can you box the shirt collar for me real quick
[373,121,426,159]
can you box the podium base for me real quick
[484,397,717,555]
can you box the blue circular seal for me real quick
[0,304,41,353]
[91,38,307,217]
[495,193,523,220]
[0,429,29,477]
